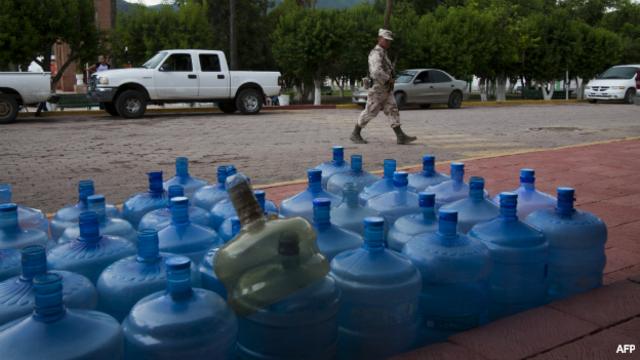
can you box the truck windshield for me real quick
[597,66,638,80]
[395,71,417,83]
[142,52,168,69]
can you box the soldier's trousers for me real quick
[357,89,401,129]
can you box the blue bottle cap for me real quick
[450,162,464,180]
[79,211,101,241]
[332,146,344,162]
[137,229,160,261]
[393,171,409,187]
[176,157,189,176]
[313,198,332,226]
[33,273,65,322]
[418,192,435,208]
[499,192,518,208]
[0,203,17,212]
[21,245,47,280]
[307,168,322,184]
[0,184,10,203]
[438,209,458,236]
[351,155,363,171]
[383,159,397,178]
[168,185,185,199]
[363,217,385,250]
[148,171,164,193]
[78,179,95,201]
[87,194,106,206]
[422,154,435,166]
[439,209,458,222]
[520,169,535,184]
[313,198,331,208]
[556,187,575,215]
[166,255,191,271]
[469,176,485,190]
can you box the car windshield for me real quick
[142,52,168,69]
[597,66,638,80]
[395,71,417,83]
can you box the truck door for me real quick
[155,53,199,99]
[197,53,229,99]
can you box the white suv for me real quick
[585,65,639,104]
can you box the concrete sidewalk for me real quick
[260,138,640,360]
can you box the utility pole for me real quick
[384,0,392,29]
[229,0,238,70]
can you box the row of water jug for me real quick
[0,147,607,359]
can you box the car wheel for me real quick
[420,104,431,109]
[447,91,462,109]
[236,88,263,115]
[624,88,636,104]
[103,102,119,116]
[588,99,597,104]
[394,92,406,109]
[115,90,147,119]
[218,100,237,114]
[0,95,19,124]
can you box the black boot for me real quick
[350,124,367,144]
[393,126,417,145]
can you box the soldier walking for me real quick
[351,29,417,145]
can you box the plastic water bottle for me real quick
[313,198,363,261]
[366,172,420,227]
[408,155,449,192]
[192,164,237,210]
[0,245,97,325]
[387,192,438,252]
[59,194,137,244]
[0,249,20,282]
[330,182,378,236]
[199,217,241,298]
[210,190,278,230]
[122,256,238,359]
[157,197,222,263]
[218,216,241,243]
[427,163,486,207]
[138,185,212,232]
[359,159,397,204]
[0,184,49,235]
[327,154,378,196]
[0,203,49,251]
[402,210,491,345]
[48,211,136,284]
[316,145,351,189]
[330,217,422,359]
[50,179,120,240]
[163,157,208,197]
[122,171,168,229]
[526,187,607,301]
[96,229,199,322]
[280,168,340,222]
[442,177,499,233]
[493,169,556,219]
[0,273,123,359]
[469,192,548,319]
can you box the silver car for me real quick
[352,68,468,109]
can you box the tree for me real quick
[572,24,623,98]
[600,0,640,64]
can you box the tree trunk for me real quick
[337,78,345,98]
[495,74,507,102]
[229,0,238,70]
[313,77,322,105]
[479,78,488,102]
[51,53,79,89]
[576,77,585,100]
[541,81,554,101]
[384,0,392,29]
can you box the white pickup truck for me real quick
[88,49,281,118]
[0,72,52,124]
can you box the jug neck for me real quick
[499,193,518,221]
[332,146,345,166]
[227,173,265,228]
[351,155,363,174]
[307,169,323,193]
[33,274,66,323]
[436,210,459,243]
[393,171,409,203]
[254,190,268,213]
[344,187,360,208]
[469,176,485,201]
[556,187,575,217]
[450,163,464,184]
[0,184,11,203]
[87,195,107,223]
[170,197,191,225]
[520,169,536,191]
[422,207,436,222]
[0,203,19,231]
[167,185,184,199]
[383,159,396,179]
[175,157,190,178]
[78,180,94,207]
[147,171,164,196]
[166,257,193,300]
[313,198,331,231]
[421,155,436,176]
[78,211,102,243]
[137,229,161,263]
[363,217,385,252]
[21,245,47,281]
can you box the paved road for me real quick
[1,103,639,212]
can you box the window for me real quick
[160,54,193,72]
[143,51,167,69]
[199,54,221,72]
[395,70,417,83]
[596,66,638,80]
[415,71,430,83]
[429,70,452,83]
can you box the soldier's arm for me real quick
[369,50,390,84]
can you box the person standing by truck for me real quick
[350,29,417,145]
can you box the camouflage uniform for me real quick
[357,45,401,129]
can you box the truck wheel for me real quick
[236,88,262,115]
[103,102,119,116]
[0,95,19,124]
[115,90,146,118]
[218,100,237,114]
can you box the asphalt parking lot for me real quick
[1,103,639,212]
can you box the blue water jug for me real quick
[218,216,241,243]
[59,194,137,244]
[0,245,97,325]
[387,192,438,252]
[236,277,341,360]
[0,203,49,251]
[359,159,397,204]
[280,168,340,222]
[192,165,237,210]
[442,177,499,233]
[493,169,556,219]
[122,256,238,359]
[330,182,378,236]
[526,187,607,301]
[408,155,449,192]
[96,229,199,322]
[469,192,548,319]
[313,198,363,261]
[210,190,278,230]
[157,197,222,263]
[48,211,136,284]
[0,273,123,360]
[199,217,241,298]
[427,163,486,207]
[366,172,420,227]
[327,154,378,196]
[330,217,422,359]
[0,184,49,235]
[316,146,351,189]
[0,249,20,282]
[122,171,168,229]
[402,210,491,345]
[163,157,208,196]
[50,179,120,240]
[139,185,212,232]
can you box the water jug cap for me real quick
[166,256,193,298]
[0,184,11,203]
[393,171,409,187]
[313,198,331,227]
[520,169,535,183]
[21,245,47,280]
[422,154,435,166]
[168,185,184,198]
[556,187,575,215]
[332,146,344,162]
[176,157,189,173]
[147,171,164,193]
[33,273,65,322]
[450,162,464,180]
[87,194,105,206]
[419,192,435,207]
[137,229,160,262]
[78,211,101,241]
[166,255,191,270]
[0,203,17,213]
[439,209,458,222]
[254,190,266,210]
[383,159,397,178]
[313,198,331,208]
[78,179,95,201]
[499,192,518,208]
[363,216,385,250]
[307,168,322,184]
[469,176,485,190]
[351,154,363,171]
